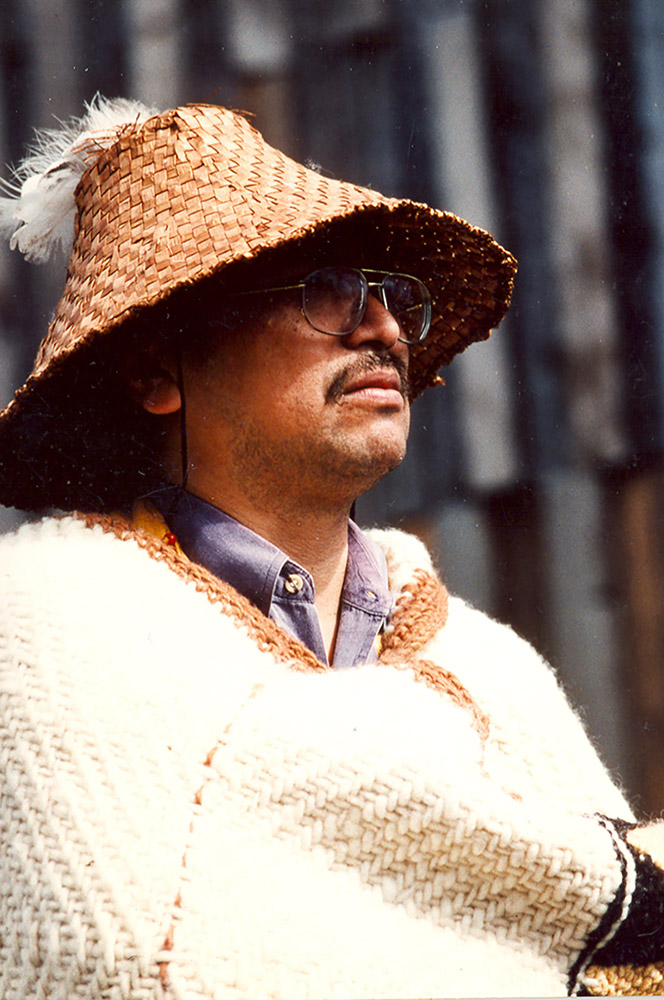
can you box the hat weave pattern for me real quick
[36,105,388,376]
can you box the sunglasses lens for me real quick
[381,274,431,343]
[303,268,366,335]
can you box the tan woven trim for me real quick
[379,568,489,740]
[380,568,449,657]
[406,658,489,741]
[585,961,664,996]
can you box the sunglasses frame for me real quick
[231,266,432,344]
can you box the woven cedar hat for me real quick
[0,100,516,511]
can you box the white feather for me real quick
[0,95,157,264]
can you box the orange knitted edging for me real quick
[380,569,448,657]
[379,568,489,740]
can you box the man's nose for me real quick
[343,293,402,350]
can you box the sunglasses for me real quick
[234,266,432,344]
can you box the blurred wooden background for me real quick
[2,0,664,814]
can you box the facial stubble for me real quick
[227,353,410,513]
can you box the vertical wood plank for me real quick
[539,0,625,464]
[607,465,664,813]
[416,2,519,492]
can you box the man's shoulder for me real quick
[366,523,557,681]
[0,512,323,672]
[0,512,199,621]
[362,525,436,599]
[365,525,528,635]
[0,512,144,574]
[0,515,162,634]
[0,512,99,566]
[363,525,435,572]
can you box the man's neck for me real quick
[185,485,352,662]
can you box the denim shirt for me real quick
[155,488,393,668]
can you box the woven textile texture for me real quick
[1,516,663,997]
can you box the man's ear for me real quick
[123,354,182,415]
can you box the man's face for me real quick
[180,283,411,512]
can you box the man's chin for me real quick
[334,432,408,493]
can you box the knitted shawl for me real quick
[0,513,662,998]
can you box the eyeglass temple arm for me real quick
[228,281,306,297]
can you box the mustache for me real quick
[325,352,410,404]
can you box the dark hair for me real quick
[14,275,269,514]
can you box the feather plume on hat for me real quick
[0,96,156,264]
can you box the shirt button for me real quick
[284,573,305,594]
[365,589,377,601]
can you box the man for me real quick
[0,98,662,998]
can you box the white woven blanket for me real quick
[0,515,636,997]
